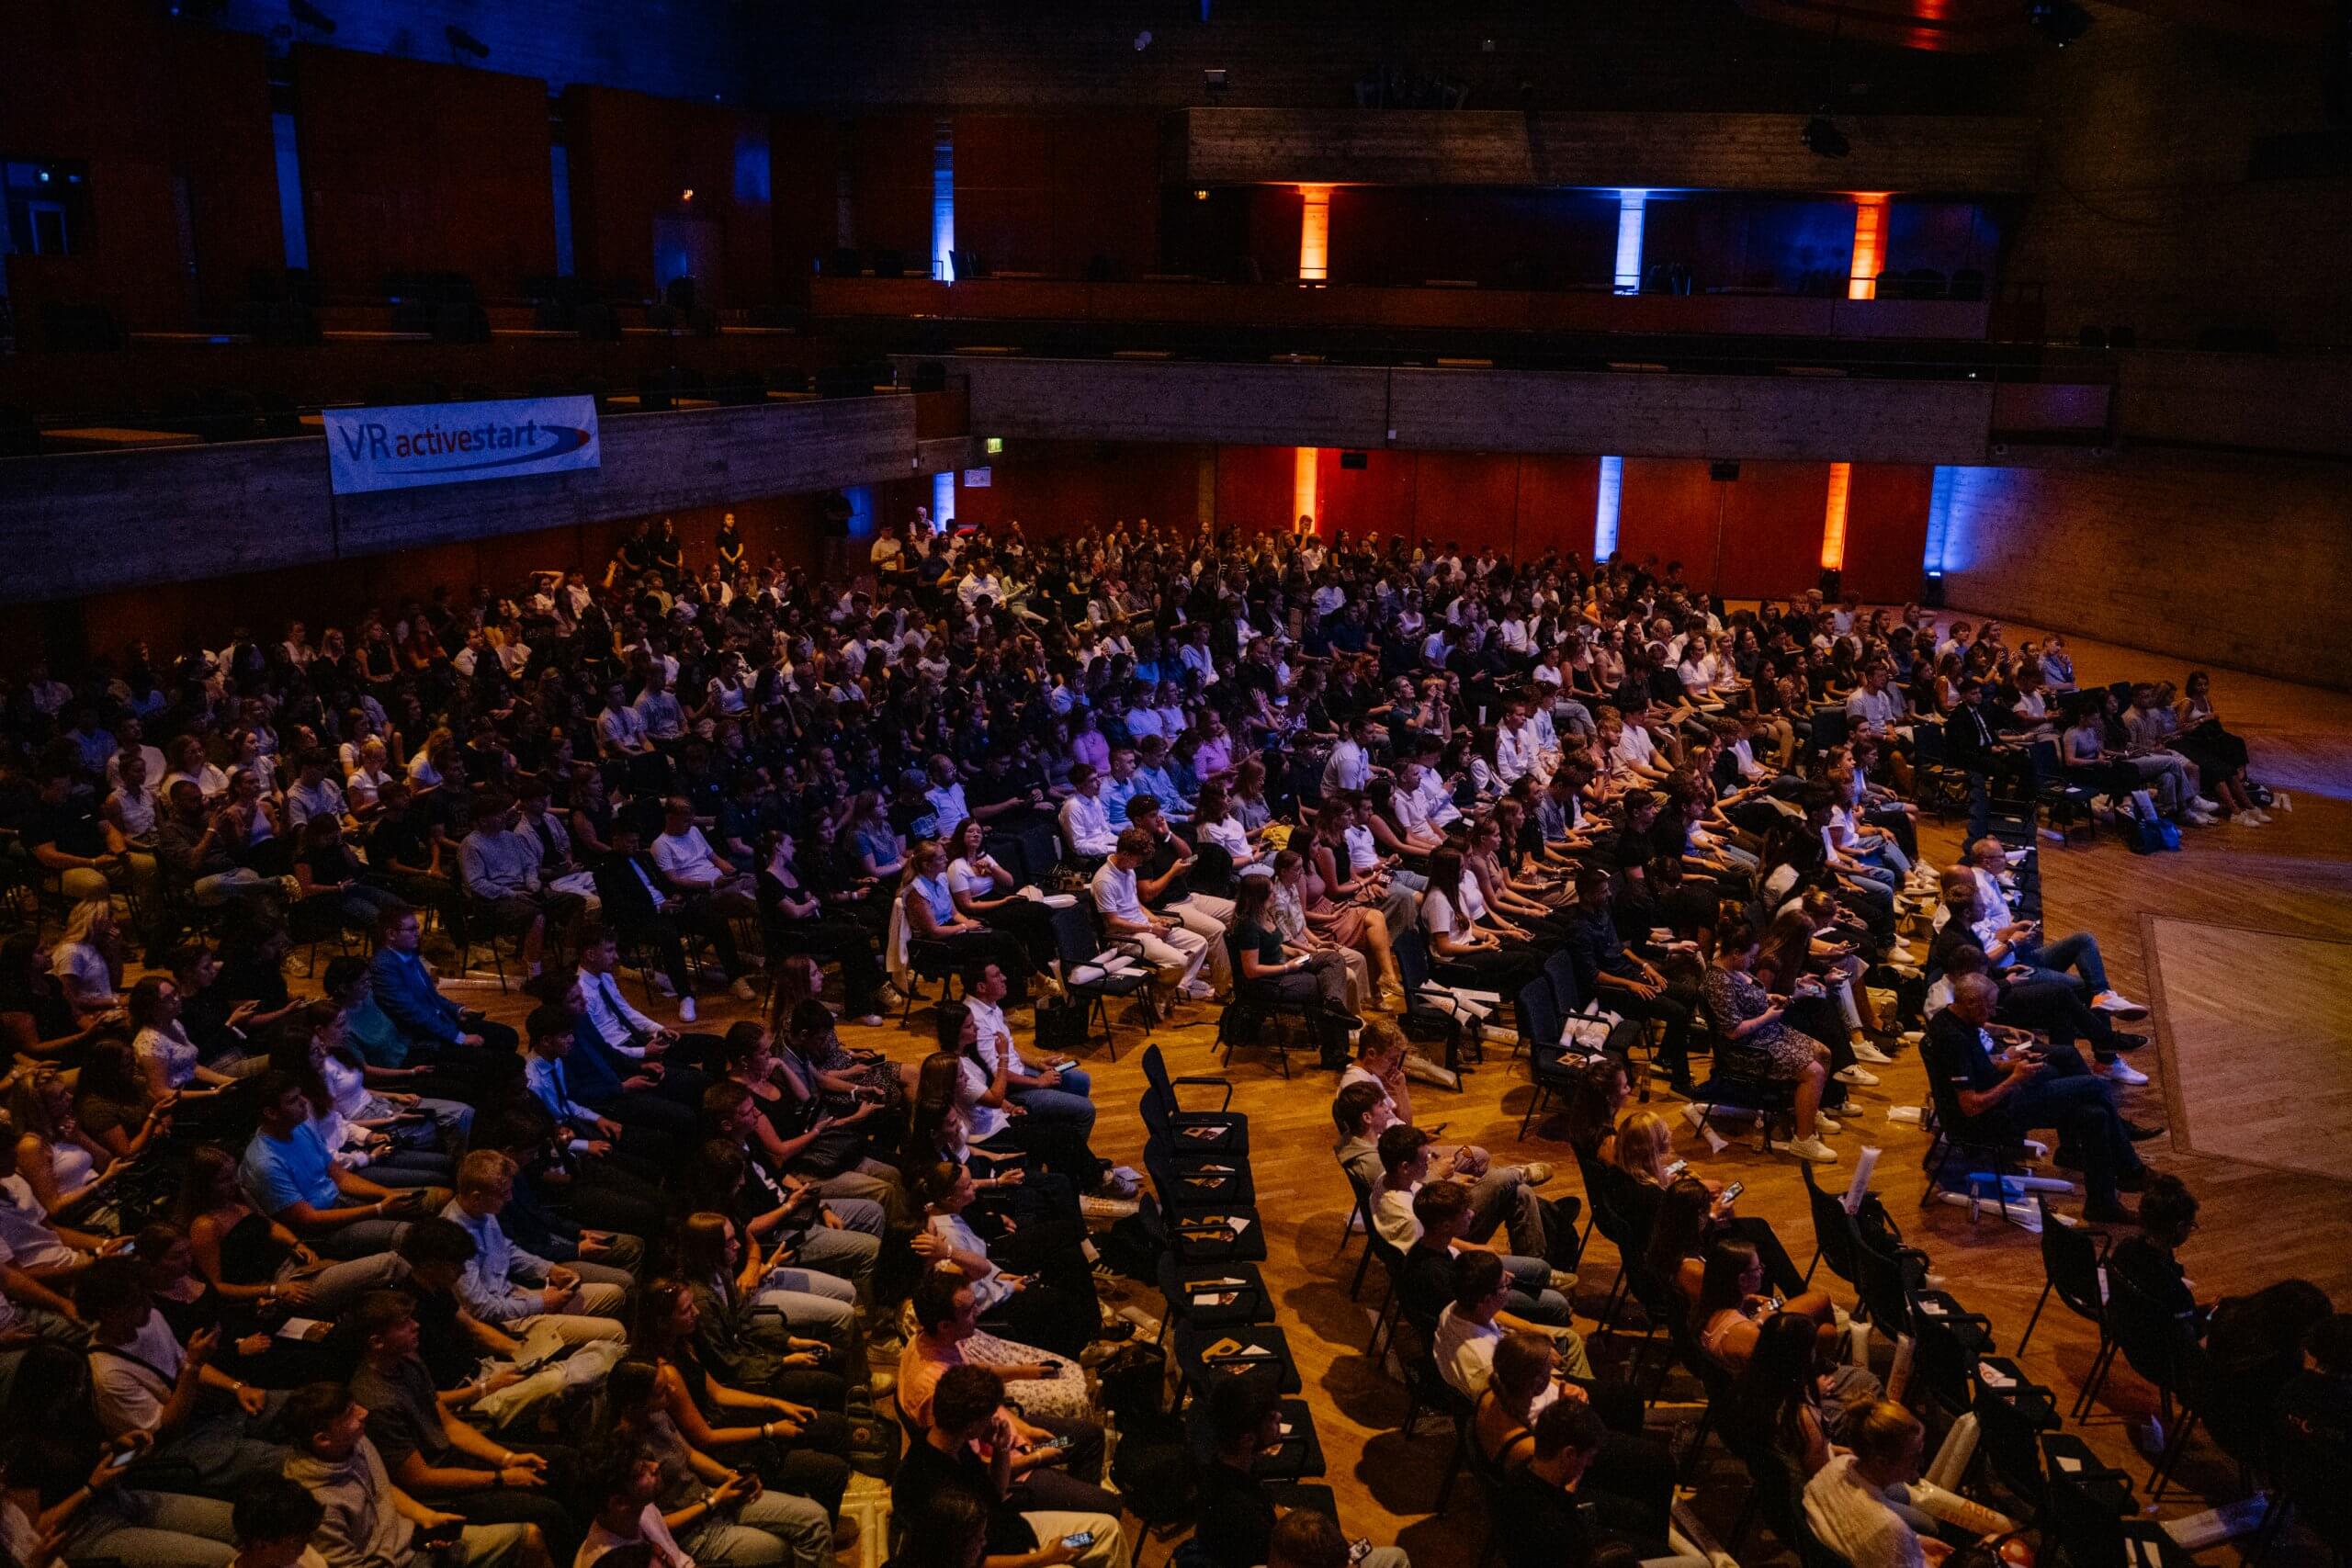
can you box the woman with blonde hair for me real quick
[1613,1108,1811,1299]
[10,1066,163,1224]
[48,897,121,1019]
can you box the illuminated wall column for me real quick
[1922,463,1958,580]
[1847,194,1889,300]
[1296,185,1332,282]
[931,118,955,281]
[933,469,957,529]
[1611,190,1648,294]
[1820,462,1853,571]
[1293,447,1319,533]
[1593,456,1624,558]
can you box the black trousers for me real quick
[770,916,888,1013]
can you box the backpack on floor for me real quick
[1095,1343,1198,1530]
[1033,994,1091,1055]
[2126,813,2180,855]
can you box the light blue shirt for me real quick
[241,1123,341,1216]
[440,1200,555,1324]
[1102,775,1140,828]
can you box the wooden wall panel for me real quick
[847,114,937,261]
[1214,446,1300,531]
[772,114,845,299]
[1842,462,1935,605]
[1616,459,1722,578]
[1718,460,1831,599]
[953,440,1203,537]
[292,47,556,297]
[1514,456,1603,560]
[564,87,775,304]
[1412,452,1524,556]
[0,3,278,332]
[1315,449,1417,541]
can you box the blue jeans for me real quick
[790,1209,883,1303]
[2018,932,2110,995]
[1010,1076,1097,1140]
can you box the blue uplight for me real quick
[1595,456,1623,558]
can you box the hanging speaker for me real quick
[1709,460,1741,481]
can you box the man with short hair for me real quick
[80,1255,289,1495]
[889,1365,1128,1568]
[280,1382,546,1568]
[240,1070,425,1257]
[1923,974,2148,1225]
[345,1291,580,1559]
[1091,829,1212,999]
[1492,1398,1689,1568]
[458,791,562,979]
[1379,1134,1577,1330]
[1057,765,1118,860]
[1123,795,1234,992]
[441,1151,629,1341]
[370,908,524,1064]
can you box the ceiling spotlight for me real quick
[2026,0,2092,45]
[445,23,489,58]
[287,0,334,31]
[1803,114,1851,159]
[1134,29,1152,51]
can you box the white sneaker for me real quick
[1899,1030,1925,1046]
[2185,809,2219,827]
[2191,795,2221,814]
[1781,1135,1839,1164]
[1816,1114,1843,1134]
[2248,808,2274,824]
[1180,979,1216,1001]
[2272,792,2292,812]
[678,995,697,1023]
[1851,1040,1894,1065]
[1835,1066,1881,1087]
[2104,1058,2150,1086]
[1887,943,1920,964]
[648,972,676,998]
[2091,991,2149,1020]
[853,1014,885,1028]
[730,976,758,1002]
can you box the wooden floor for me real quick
[441,622,2352,1566]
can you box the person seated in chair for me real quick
[1373,1123,1573,1291]
[1193,1372,1408,1568]
[1434,1250,1591,1396]
[1396,1178,1576,1335]
[1923,975,2152,1225]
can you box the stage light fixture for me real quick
[1803,114,1850,159]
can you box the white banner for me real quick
[324,396,600,495]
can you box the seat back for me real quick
[1139,1043,1176,1113]
[1851,1228,1917,1337]
[2105,1264,2195,1396]
[1974,1370,2061,1514]
[1542,948,1583,1016]
[1512,976,1561,1053]
[1392,925,1432,997]
[1048,900,1110,973]
[1189,840,1236,897]
[1801,1160,1865,1288]
[2036,1193,2110,1328]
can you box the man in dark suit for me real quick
[1922,975,2148,1224]
[1942,677,2005,840]
[588,819,747,1024]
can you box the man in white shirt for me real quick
[285,750,351,830]
[79,1255,288,1493]
[596,684,651,759]
[1844,664,1908,739]
[1059,765,1119,859]
[650,796,758,918]
[1091,829,1211,998]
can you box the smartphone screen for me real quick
[107,1449,140,1470]
[1721,1180,1745,1203]
[1347,1541,1374,1564]
[1060,1533,1095,1551]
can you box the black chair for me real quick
[2018,1193,2112,1377]
[1392,1320,1475,1512]
[1049,901,1152,1055]
[1145,1138,1257,1212]
[1512,976,1577,1136]
[1389,926,1469,1070]
[1171,1322,1301,1402]
[1918,1059,2039,1219]
[1156,1253,1274,1349]
[1907,1290,1997,1423]
[1338,1163,1380,1299]
[897,938,963,1023]
[1684,1026,1799,1154]
[1971,1357,2063,1524]
[1800,1158,1867,1289]
[1215,932,1317,1079]
[1138,1043,1248,1155]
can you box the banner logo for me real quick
[325,397,601,495]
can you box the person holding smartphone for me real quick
[889,1366,1126,1568]
[238,1072,427,1259]
[278,1382,545,1568]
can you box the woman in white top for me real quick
[941,818,1057,973]
[10,1066,163,1222]
[1421,849,1545,990]
[49,897,121,1017]
[307,1004,474,1147]
[1190,781,1265,875]
[343,736,397,814]
[126,974,239,1102]
[160,734,230,807]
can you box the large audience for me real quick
[0,512,2337,1568]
